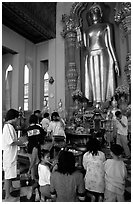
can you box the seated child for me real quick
[104,144,127,202]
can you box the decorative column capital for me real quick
[61,14,79,38]
[114,2,131,36]
[61,2,88,38]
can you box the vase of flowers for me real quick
[71,89,83,102]
[115,85,129,101]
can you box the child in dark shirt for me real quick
[27,114,46,201]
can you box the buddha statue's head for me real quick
[87,3,103,25]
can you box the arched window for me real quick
[44,72,49,107]
[5,65,13,109]
[5,64,13,80]
[24,65,29,111]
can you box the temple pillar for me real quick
[61,3,88,118]
[61,14,79,117]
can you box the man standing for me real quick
[115,110,130,159]
[2,109,26,201]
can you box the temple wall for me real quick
[2,2,130,117]
[2,25,25,111]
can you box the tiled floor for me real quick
[2,147,131,202]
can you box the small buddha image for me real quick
[111,97,119,119]
[58,99,65,119]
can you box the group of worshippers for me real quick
[2,108,130,202]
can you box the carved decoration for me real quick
[124,52,131,85]
[49,76,54,85]
[61,14,79,38]
[66,62,78,91]
[61,2,88,92]
[61,2,88,117]
[70,2,88,29]
[114,2,131,85]
[114,2,131,37]
[61,14,78,92]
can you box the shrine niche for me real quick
[61,2,131,118]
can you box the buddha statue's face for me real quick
[89,6,102,24]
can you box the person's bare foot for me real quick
[91,195,95,202]
[4,196,18,202]
[98,195,103,202]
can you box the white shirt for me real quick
[115,115,128,136]
[104,159,127,194]
[47,121,66,137]
[2,123,18,169]
[38,163,51,186]
[83,151,105,193]
[41,118,50,131]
